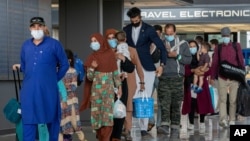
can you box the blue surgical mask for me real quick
[189,47,197,55]
[165,35,175,42]
[108,39,117,48]
[222,37,230,44]
[90,42,100,51]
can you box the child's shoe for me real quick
[194,87,203,93]
[191,84,198,90]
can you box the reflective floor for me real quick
[1,115,250,141]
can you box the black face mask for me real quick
[131,21,140,27]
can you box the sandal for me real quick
[147,123,155,132]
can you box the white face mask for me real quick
[31,30,44,40]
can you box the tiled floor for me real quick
[1,115,250,141]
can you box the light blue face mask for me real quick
[90,42,100,51]
[165,35,175,42]
[108,39,117,48]
[222,37,230,44]
[189,47,197,55]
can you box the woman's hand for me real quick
[194,67,204,76]
[116,53,126,62]
[91,60,98,68]
[116,86,122,98]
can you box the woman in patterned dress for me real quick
[80,33,122,141]
[59,49,86,141]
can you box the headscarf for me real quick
[105,28,117,39]
[80,33,117,111]
[84,33,117,72]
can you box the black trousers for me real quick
[188,98,205,124]
[111,79,128,140]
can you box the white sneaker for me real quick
[229,121,235,125]
[219,119,229,128]
[187,124,194,130]
[180,128,189,139]
[199,123,205,134]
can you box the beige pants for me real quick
[58,105,85,141]
[218,77,239,122]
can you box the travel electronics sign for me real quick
[123,5,250,23]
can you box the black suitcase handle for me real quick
[13,66,21,102]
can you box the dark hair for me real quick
[127,7,141,18]
[195,36,204,43]
[210,39,219,45]
[153,25,162,32]
[201,42,210,51]
[115,31,126,42]
[164,23,176,32]
[65,49,74,67]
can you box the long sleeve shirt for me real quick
[211,42,244,80]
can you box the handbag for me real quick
[218,42,245,83]
[236,83,250,116]
[151,46,161,63]
[133,90,154,118]
[209,85,219,111]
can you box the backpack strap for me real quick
[218,42,243,68]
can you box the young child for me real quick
[115,31,131,77]
[59,49,86,141]
[192,42,210,93]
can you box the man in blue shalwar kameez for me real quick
[13,17,69,141]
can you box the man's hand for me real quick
[167,51,178,58]
[155,66,163,77]
[12,64,21,70]
[140,83,145,91]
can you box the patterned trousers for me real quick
[158,76,184,129]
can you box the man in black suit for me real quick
[123,7,167,137]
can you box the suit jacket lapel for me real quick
[127,25,136,47]
[136,22,145,47]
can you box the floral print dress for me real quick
[86,68,121,130]
[60,68,82,134]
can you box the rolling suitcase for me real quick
[3,67,49,141]
[2,67,22,141]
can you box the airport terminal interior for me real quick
[1,0,250,141]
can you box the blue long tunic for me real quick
[20,36,69,124]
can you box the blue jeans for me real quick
[148,76,161,127]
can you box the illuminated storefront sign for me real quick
[124,5,250,23]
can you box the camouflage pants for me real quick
[158,76,183,128]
